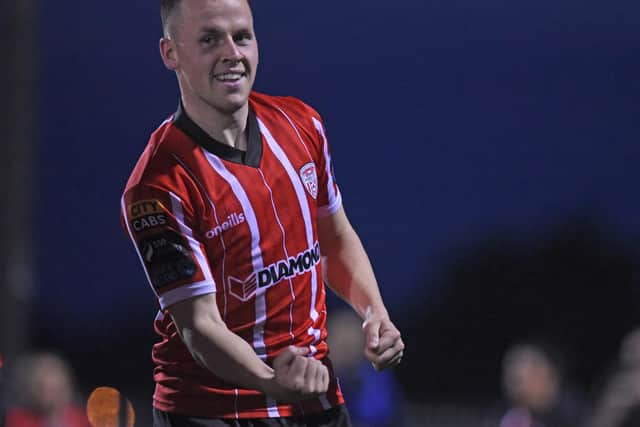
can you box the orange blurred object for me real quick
[86,387,135,427]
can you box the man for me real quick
[120,0,404,425]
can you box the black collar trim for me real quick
[172,102,262,168]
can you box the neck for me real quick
[181,96,249,151]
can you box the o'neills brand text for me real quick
[258,242,321,288]
[206,212,245,239]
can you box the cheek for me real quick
[244,46,259,68]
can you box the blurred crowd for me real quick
[2,317,640,427]
[327,309,640,427]
[0,351,90,427]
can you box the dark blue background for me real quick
[36,0,639,355]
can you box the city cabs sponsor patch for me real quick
[128,199,168,232]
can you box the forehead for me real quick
[176,0,253,32]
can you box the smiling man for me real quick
[120,1,404,426]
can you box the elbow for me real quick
[179,326,208,367]
[178,315,227,367]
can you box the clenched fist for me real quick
[266,346,329,402]
[362,307,405,371]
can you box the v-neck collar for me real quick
[173,102,262,168]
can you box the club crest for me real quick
[299,162,318,199]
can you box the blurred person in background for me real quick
[120,0,404,425]
[4,351,90,427]
[327,308,406,427]
[499,341,589,427]
[589,327,640,427]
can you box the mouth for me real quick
[213,71,247,83]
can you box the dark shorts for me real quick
[153,405,352,427]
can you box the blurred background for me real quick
[1,0,639,426]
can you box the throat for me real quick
[218,128,247,151]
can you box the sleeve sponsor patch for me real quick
[139,230,197,290]
[128,199,168,232]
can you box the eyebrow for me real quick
[198,24,252,34]
[198,27,224,35]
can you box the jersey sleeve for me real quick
[120,184,216,310]
[309,114,342,218]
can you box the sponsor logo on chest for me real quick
[227,242,321,302]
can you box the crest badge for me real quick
[299,162,318,199]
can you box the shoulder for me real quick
[250,91,324,125]
[123,114,190,194]
[249,92,328,150]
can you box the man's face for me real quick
[163,0,259,115]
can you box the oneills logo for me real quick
[227,242,321,301]
[205,212,246,239]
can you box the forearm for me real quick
[322,226,388,320]
[318,208,404,370]
[179,319,276,393]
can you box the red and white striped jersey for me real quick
[120,92,344,419]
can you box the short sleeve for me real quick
[120,184,216,309]
[310,116,342,218]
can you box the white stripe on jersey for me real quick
[169,192,215,286]
[263,115,334,412]
[312,117,341,217]
[201,152,270,361]
[171,154,230,319]
[266,397,279,418]
[201,152,280,417]
[257,119,321,327]
[275,107,314,160]
[272,109,341,218]
[257,169,296,343]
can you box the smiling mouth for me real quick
[213,72,247,83]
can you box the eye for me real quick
[233,31,253,45]
[200,33,221,46]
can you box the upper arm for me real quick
[166,293,228,367]
[121,184,216,310]
[167,293,224,338]
[317,205,354,252]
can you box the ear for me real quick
[159,37,179,71]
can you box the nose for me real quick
[221,36,242,62]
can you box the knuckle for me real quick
[293,378,305,391]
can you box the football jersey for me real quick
[120,92,344,418]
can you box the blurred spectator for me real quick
[327,308,406,427]
[4,351,90,427]
[498,341,589,427]
[589,327,640,427]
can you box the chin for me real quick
[216,94,250,114]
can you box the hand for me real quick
[267,346,329,402]
[362,307,405,371]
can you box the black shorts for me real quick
[152,405,352,427]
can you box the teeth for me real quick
[215,73,244,82]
